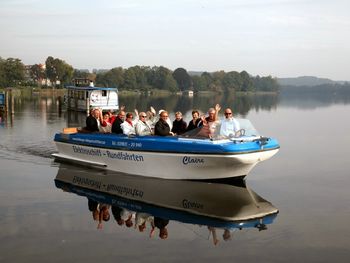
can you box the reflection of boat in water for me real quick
[54,164,278,229]
[53,119,280,180]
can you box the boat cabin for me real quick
[65,78,119,113]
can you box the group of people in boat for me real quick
[85,104,241,138]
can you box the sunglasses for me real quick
[140,115,146,118]
[224,112,232,115]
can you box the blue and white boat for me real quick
[53,119,280,180]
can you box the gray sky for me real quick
[1,0,349,80]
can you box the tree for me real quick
[191,75,207,92]
[30,64,46,82]
[45,56,74,87]
[1,58,25,86]
[96,67,124,88]
[172,68,192,91]
[240,71,254,92]
[123,67,137,90]
[151,66,178,91]
[222,71,242,91]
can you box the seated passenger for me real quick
[135,112,152,136]
[120,112,136,135]
[99,112,112,133]
[154,111,174,136]
[111,110,126,134]
[85,108,102,132]
[171,111,187,135]
[198,104,221,138]
[220,108,240,137]
[158,109,172,130]
[186,110,201,132]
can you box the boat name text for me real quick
[182,156,204,165]
[182,199,204,209]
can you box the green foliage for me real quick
[0,55,280,92]
[96,67,124,88]
[0,57,25,87]
[45,56,74,86]
[172,68,192,91]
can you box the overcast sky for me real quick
[1,0,349,80]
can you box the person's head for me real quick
[160,111,169,122]
[125,218,133,228]
[103,112,110,121]
[223,229,231,241]
[138,222,146,232]
[126,112,133,121]
[139,112,147,122]
[92,109,100,119]
[208,108,216,121]
[224,108,233,119]
[118,110,126,120]
[116,219,124,226]
[175,111,182,121]
[159,227,168,239]
[102,209,110,222]
[192,110,199,120]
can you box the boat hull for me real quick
[53,140,279,180]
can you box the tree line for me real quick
[0,56,279,92]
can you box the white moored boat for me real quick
[65,78,119,112]
[52,119,280,180]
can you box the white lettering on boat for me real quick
[72,138,106,145]
[182,199,204,209]
[182,156,204,165]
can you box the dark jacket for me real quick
[172,119,187,135]
[186,118,201,132]
[155,119,171,136]
[86,115,99,132]
[111,117,123,134]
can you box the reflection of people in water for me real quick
[135,212,154,232]
[97,204,110,229]
[208,226,219,245]
[88,199,110,229]
[150,217,169,239]
[111,205,134,228]
[222,229,232,241]
[112,205,125,225]
[88,199,99,221]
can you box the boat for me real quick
[65,78,119,112]
[52,119,280,180]
[55,164,279,228]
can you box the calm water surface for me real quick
[0,91,349,262]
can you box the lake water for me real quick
[0,90,350,262]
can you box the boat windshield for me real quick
[180,118,260,140]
